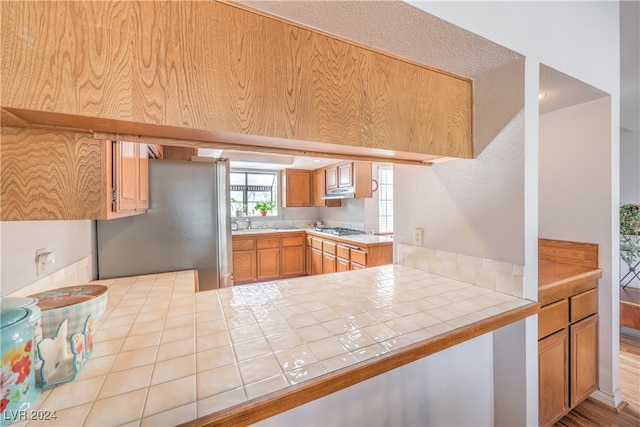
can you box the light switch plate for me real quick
[413,228,423,246]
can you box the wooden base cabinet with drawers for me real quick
[232,232,305,285]
[306,232,391,275]
[537,239,602,427]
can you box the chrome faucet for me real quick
[245,218,251,229]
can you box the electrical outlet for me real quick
[413,228,423,246]
[35,248,47,277]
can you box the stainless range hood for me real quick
[322,187,355,199]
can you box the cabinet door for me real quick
[323,252,336,274]
[306,246,313,275]
[539,328,569,427]
[337,257,350,272]
[257,248,280,280]
[350,249,367,267]
[114,141,139,212]
[138,143,149,210]
[282,246,305,277]
[233,250,256,283]
[311,248,323,275]
[570,314,599,408]
[338,162,353,188]
[114,141,148,214]
[284,169,312,207]
[313,169,341,208]
[325,166,338,191]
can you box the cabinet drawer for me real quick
[570,288,598,323]
[232,239,255,251]
[257,238,280,249]
[323,241,336,255]
[312,238,323,250]
[282,236,304,247]
[337,245,350,260]
[350,249,366,266]
[539,299,569,339]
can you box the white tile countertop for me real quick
[16,265,537,426]
[232,228,393,246]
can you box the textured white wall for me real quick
[620,129,640,205]
[0,220,94,294]
[539,97,620,404]
[258,332,494,427]
[394,106,525,265]
[413,0,621,413]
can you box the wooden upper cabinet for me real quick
[325,167,338,191]
[338,163,353,188]
[112,141,149,215]
[312,169,341,208]
[137,143,150,210]
[1,1,473,162]
[114,141,139,212]
[0,126,148,220]
[324,161,372,199]
[282,169,313,207]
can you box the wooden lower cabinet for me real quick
[311,248,323,275]
[257,247,280,280]
[232,239,256,283]
[233,232,305,285]
[305,236,313,275]
[539,329,569,426]
[323,253,336,274]
[282,245,305,277]
[538,290,599,427]
[306,233,391,275]
[336,257,350,272]
[570,315,599,408]
[232,250,256,283]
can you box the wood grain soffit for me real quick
[1,107,444,166]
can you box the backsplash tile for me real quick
[7,256,93,297]
[397,243,525,298]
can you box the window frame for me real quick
[378,164,393,233]
[230,170,279,218]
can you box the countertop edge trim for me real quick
[538,268,603,306]
[178,301,540,427]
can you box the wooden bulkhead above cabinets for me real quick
[1,0,473,164]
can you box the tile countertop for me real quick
[19,266,538,427]
[232,228,393,246]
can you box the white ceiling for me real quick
[538,65,608,115]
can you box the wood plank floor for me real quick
[555,333,640,426]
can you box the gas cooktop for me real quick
[313,227,365,236]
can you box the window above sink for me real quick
[230,171,278,217]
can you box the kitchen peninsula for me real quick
[19,266,538,426]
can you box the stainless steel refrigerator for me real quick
[96,158,232,290]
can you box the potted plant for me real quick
[620,203,640,266]
[254,201,276,216]
[231,198,246,217]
